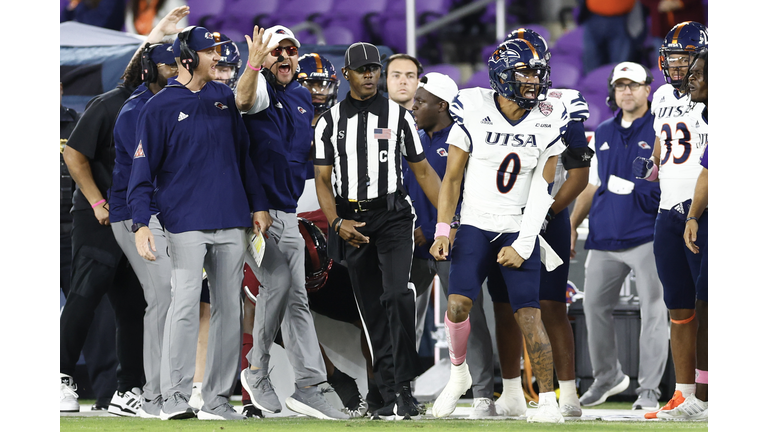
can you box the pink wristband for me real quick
[247,60,261,71]
[91,199,106,208]
[435,222,451,239]
[695,369,708,384]
[647,163,659,181]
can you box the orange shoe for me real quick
[645,390,685,419]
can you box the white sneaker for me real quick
[495,389,527,417]
[108,387,142,417]
[431,362,472,418]
[189,382,204,410]
[469,397,497,419]
[558,394,582,417]
[60,374,80,413]
[657,394,707,421]
[527,393,565,423]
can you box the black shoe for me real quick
[394,385,421,420]
[328,370,367,417]
[91,403,109,411]
[371,402,395,420]
[365,385,385,416]
[242,404,264,419]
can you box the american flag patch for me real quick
[374,128,392,139]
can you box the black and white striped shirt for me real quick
[314,93,425,201]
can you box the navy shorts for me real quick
[449,224,541,312]
[488,209,571,304]
[654,208,704,309]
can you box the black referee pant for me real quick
[60,209,146,393]
[338,193,421,404]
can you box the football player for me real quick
[429,39,567,423]
[632,21,708,419]
[485,28,592,418]
[297,53,340,125]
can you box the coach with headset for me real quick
[569,62,667,408]
[127,25,272,421]
[109,41,178,418]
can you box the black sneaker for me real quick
[371,402,395,421]
[242,404,263,419]
[91,403,109,411]
[328,370,367,417]
[394,385,421,420]
[365,385,386,417]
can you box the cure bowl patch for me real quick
[538,101,553,116]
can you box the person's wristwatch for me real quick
[131,222,147,233]
[450,214,460,229]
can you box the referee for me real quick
[313,42,441,420]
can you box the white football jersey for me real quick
[448,87,567,232]
[651,83,706,210]
[546,88,590,197]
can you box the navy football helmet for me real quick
[489,39,550,110]
[659,21,708,90]
[297,53,340,113]
[212,32,242,90]
[504,27,551,62]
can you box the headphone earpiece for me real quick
[178,26,199,72]
[141,43,159,85]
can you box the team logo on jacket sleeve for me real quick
[637,141,651,150]
[538,101,553,116]
[215,102,228,110]
[134,141,145,158]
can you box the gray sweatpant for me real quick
[162,228,246,409]
[245,210,326,387]
[411,257,495,399]
[583,242,668,391]
[111,215,172,402]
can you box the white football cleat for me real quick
[495,388,527,417]
[431,362,472,418]
[527,393,565,423]
[657,394,707,421]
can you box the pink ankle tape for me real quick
[444,311,470,366]
[695,369,708,384]
[647,163,659,181]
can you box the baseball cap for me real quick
[344,42,382,70]
[262,25,301,48]
[150,43,176,65]
[610,61,650,85]
[172,26,229,56]
[418,72,459,103]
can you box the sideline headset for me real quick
[140,43,161,84]
[178,26,199,73]
[606,63,652,111]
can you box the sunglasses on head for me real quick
[271,46,298,57]
[351,64,381,74]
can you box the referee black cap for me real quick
[345,42,382,70]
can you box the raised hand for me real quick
[244,26,279,70]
